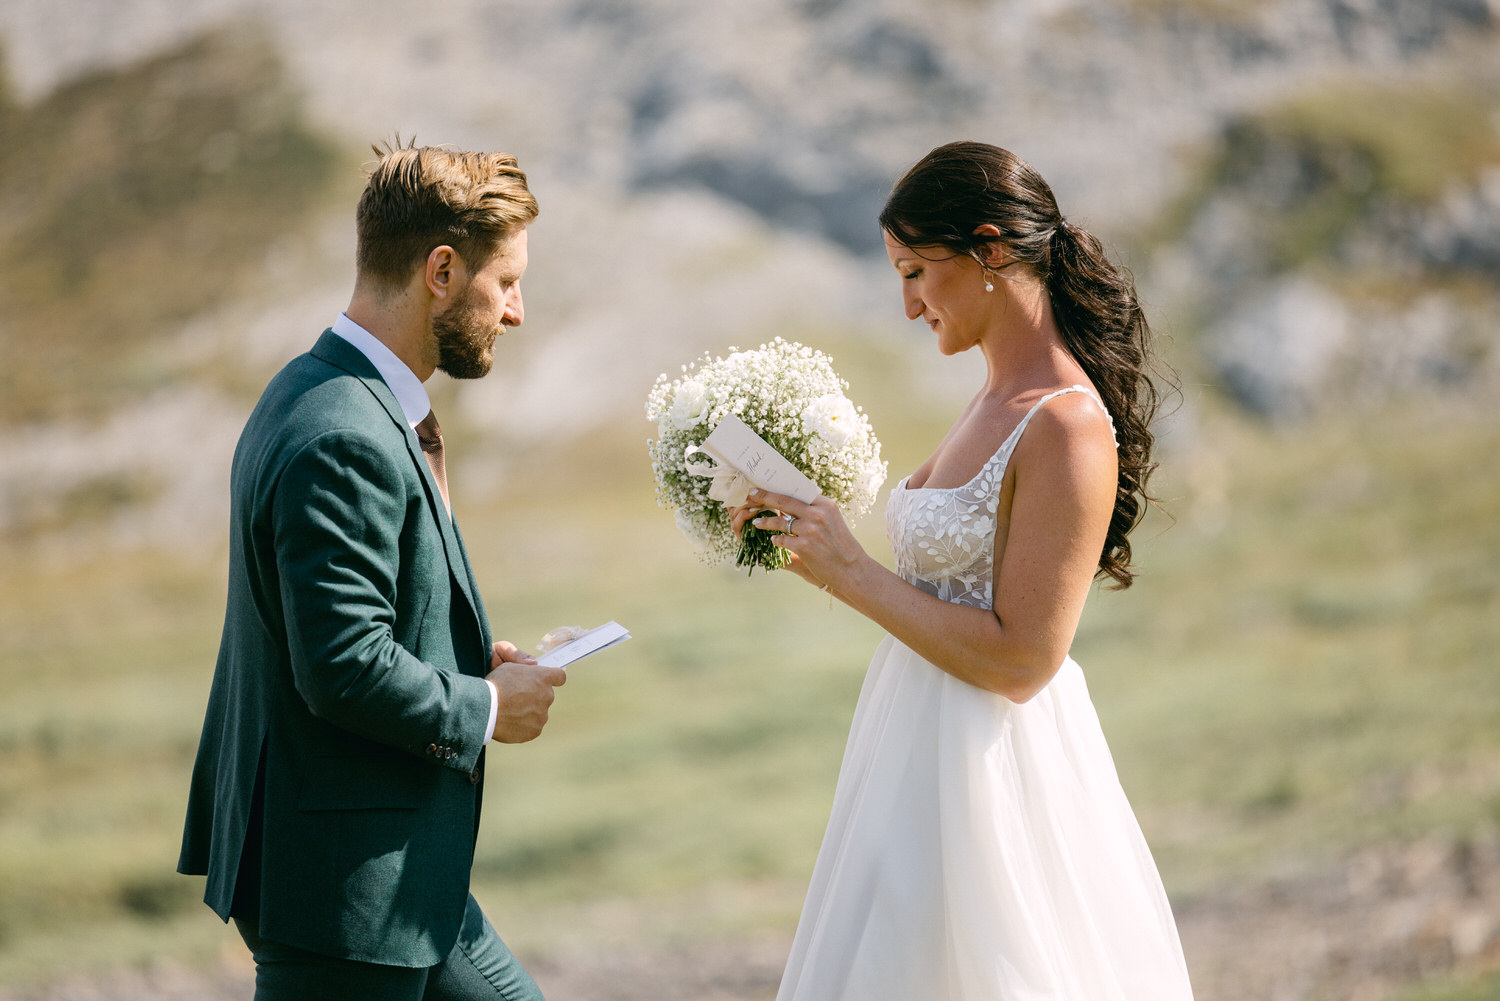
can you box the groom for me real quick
[178,142,566,1000]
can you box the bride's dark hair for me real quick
[879,140,1169,588]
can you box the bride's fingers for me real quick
[751,511,800,534]
[746,489,817,521]
[733,508,784,537]
[729,504,773,535]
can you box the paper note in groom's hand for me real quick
[700,414,821,504]
[535,621,632,669]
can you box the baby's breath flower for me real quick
[645,339,887,572]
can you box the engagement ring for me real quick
[784,513,797,535]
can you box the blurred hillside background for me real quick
[0,1,1497,999]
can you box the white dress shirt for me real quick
[329,313,500,745]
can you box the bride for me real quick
[732,141,1195,1000]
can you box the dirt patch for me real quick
[1178,830,1500,1001]
[5,832,1500,1001]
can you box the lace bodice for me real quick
[885,387,1114,610]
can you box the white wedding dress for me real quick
[777,387,1194,1001]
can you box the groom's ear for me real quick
[424,245,461,300]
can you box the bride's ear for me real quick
[971,224,1007,268]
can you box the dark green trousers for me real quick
[234,894,543,1001]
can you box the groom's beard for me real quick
[432,290,502,380]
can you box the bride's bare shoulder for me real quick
[1012,390,1118,478]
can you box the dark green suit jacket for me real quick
[179,330,497,967]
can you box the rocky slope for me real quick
[4,0,1497,233]
[1,0,1495,549]
[1156,59,1500,417]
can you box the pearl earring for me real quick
[984,272,995,293]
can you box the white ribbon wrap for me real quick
[684,445,754,508]
[537,626,586,654]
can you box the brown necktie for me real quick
[414,409,451,515]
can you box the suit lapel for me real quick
[450,520,493,651]
[309,331,482,630]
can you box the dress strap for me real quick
[1010,385,1119,450]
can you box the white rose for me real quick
[670,380,709,429]
[801,393,860,450]
[674,507,712,550]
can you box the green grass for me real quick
[1,383,1497,985]
[1081,400,1500,893]
[1392,970,1500,1001]
[0,550,231,977]
[1120,0,1277,21]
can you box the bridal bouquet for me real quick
[646,338,887,573]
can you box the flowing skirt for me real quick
[777,636,1194,1001]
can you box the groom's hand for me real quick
[487,645,566,743]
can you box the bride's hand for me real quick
[727,499,819,585]
[727,501,764,540]
[724,501,822,586]
[743,489,867,592]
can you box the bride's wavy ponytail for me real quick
[1043,218,1163,588]
[880,141,1170,588]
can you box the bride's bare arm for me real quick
[739,398,1117,703]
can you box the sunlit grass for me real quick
[1392,970,1500,1001]
[0,551,228,977]
[1120,0,1277,21]
[0,388,1496,984]
[1082,399,1500,893]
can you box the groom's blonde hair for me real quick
[355,138,539,290]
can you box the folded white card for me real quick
[699,414,821,504]
[535,621,632,669]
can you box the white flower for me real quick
[674,506,713,551]
[645,339,887,569]
[801,393,860,450]
[670,379,709,429]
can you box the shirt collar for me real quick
[330,313,431,428]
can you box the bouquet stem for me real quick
[736,517,791,575]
